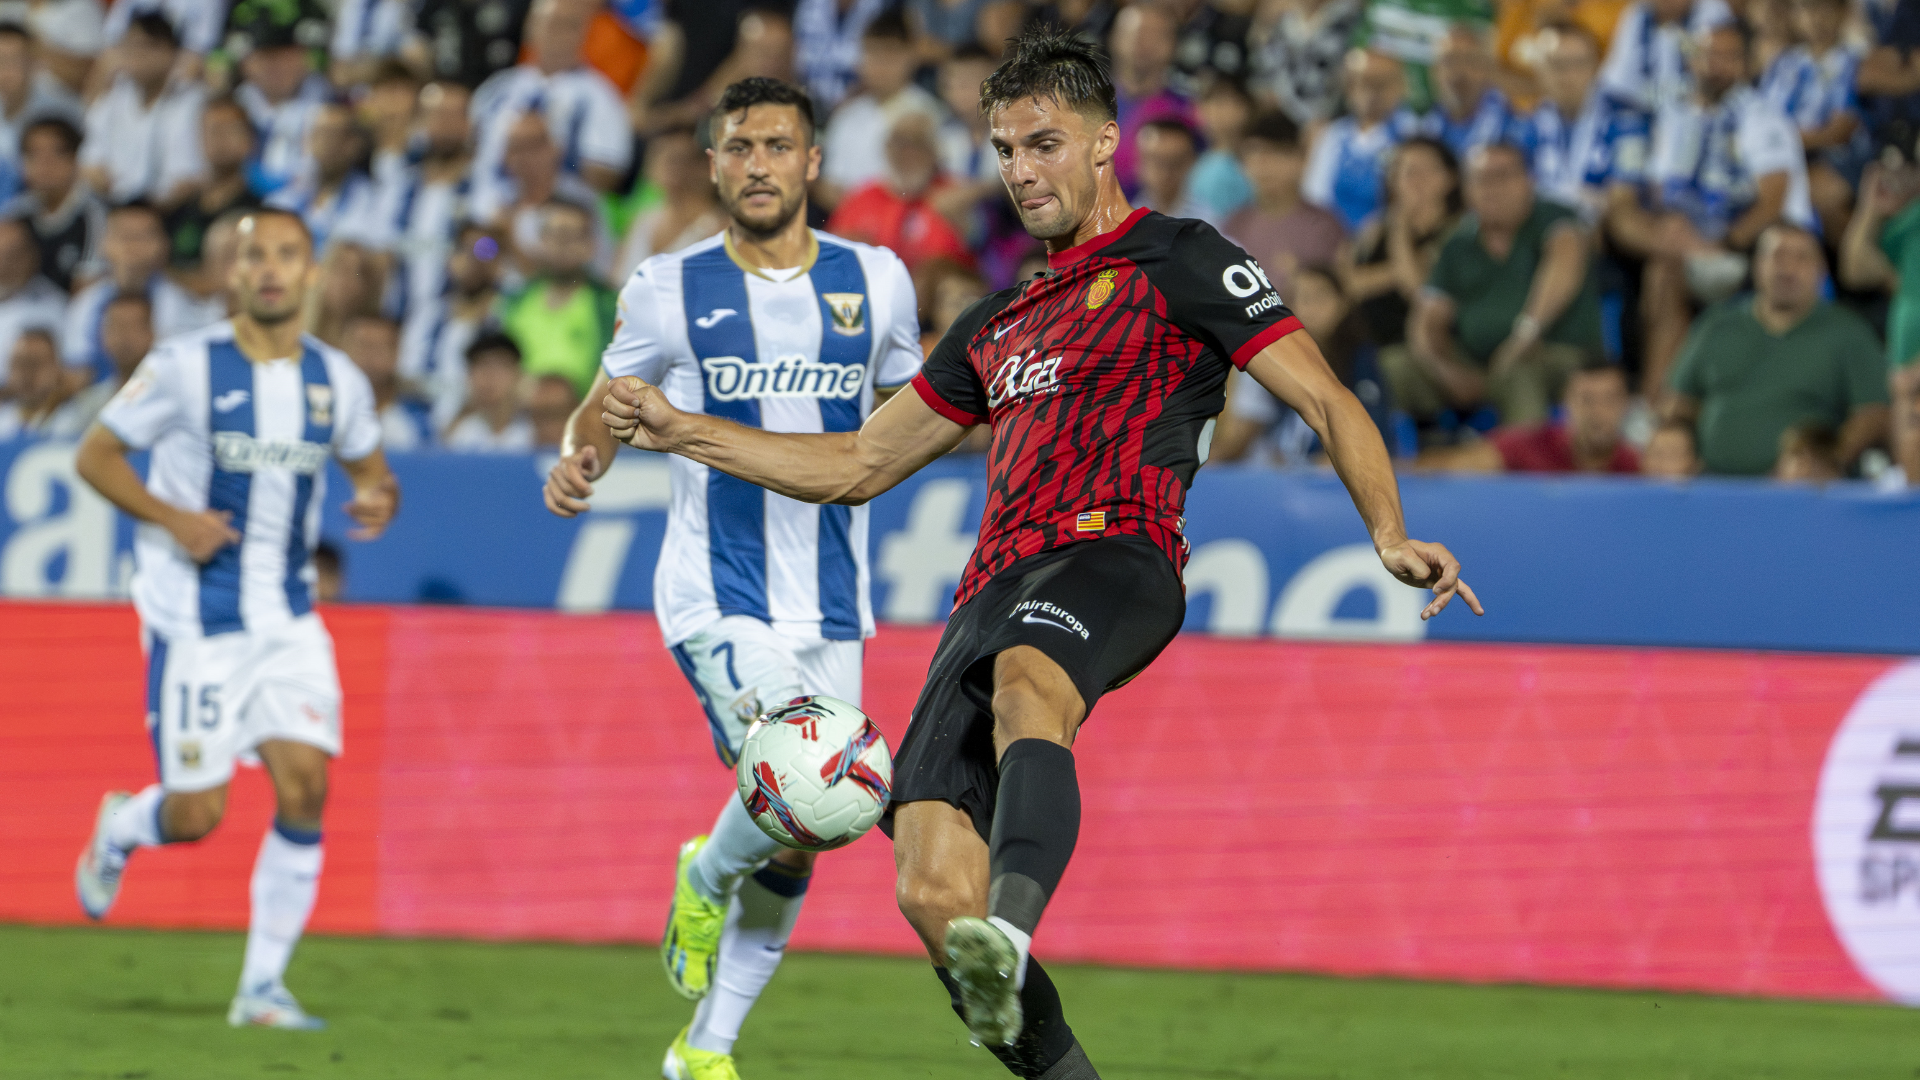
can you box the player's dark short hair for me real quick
[22,116,82,157]
[712,77,817,146]
[0,22,31,47]
[862,9,910,44]
[1241,110,1302,152]
[466,331,522,366]
[127,11,180,47]
[979,24,1117,123]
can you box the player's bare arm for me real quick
[544,368,621,517]
[602,373,970,505]
[1245,331,1485,620]
[75,422,241,563]
[339,448,400,540]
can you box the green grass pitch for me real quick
[2,924,1918,1079]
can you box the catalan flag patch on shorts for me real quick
[1075,510,1106,532]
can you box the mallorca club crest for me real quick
[1085,268,1119,310]
[822,292,866,336]
[306,384,334,427]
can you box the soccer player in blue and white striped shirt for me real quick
[545,77,921,1080]
[72,209,400,1031]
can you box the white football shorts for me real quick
[670,614,863,767]
[143,613,344,792]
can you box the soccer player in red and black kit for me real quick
[603,29,1483,1079]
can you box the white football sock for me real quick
[686,864,808,1055]
[687,795,782,905]
[239,823,324,994]
[988,916,1033,989]
[103,785,166,859]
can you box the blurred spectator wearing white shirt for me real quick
[819,11,946,204]
[0,0,103,94]
[0,215,67,386]
[793,0,894,111]
[164,98,261,272]
[442,331,534,451]
[481,110,613,280]
[469,0,632,213]
[233,29,332,195]
[0,328,70,436]
[386,81,476,319]
[80,13,206,208]
[7,117,104,290]
[1598,0,1734,112]
[266,100,394,254]
[401,221,505,429]
[343,313,437,450]
[101,0,222,59]
[331,0,414,87]
[0,23,82,206]
[62,201,222,383]
[55,291,151,433]
[613,125,724,282]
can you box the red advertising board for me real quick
[0,601,1906,1001]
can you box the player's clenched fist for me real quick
[602,376,681,452]
[543,445,601,518]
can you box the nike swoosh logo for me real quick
[213,390,249,412]
[993,317,1025,340]
[695,308,737,329]
[1021,612,1076,633]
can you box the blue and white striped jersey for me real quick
[601,230,923,646]
[1513,89,1651,221]
[96,321,382,640]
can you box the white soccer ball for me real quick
[735,695,893,852]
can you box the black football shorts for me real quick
[882,534,1186,842]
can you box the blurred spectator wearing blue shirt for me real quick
[1419,23,1520,162]
[1513,25,1650,231]
[1303,48,1420,231]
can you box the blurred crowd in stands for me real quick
[0,0,1913,485]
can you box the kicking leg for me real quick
[230,738,329,1030]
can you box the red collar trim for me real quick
[1046,206,1150,270]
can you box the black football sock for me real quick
[988,739,1081,948]
[934,958,1094,1078]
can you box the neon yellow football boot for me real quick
[662,1025,741,1080]
[661,836,727,1000]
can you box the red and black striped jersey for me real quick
[910,207,1303,608]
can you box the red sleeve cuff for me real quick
[911,372,988,427]
[1230,316,1304,369]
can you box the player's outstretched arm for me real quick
[602,374,969,505]
[75,422,241,563]
[545,369,623,518]
[1244,332,1485,620]
[339,447,400,540]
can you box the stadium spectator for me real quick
[14,0,102,94]
[632,7,796,138]
[1403,142,1603,426]
[501,199,617,396]
[0,216,68,385]
[920,262,986,352]
[8,116,104,290]
[344,313,436,451]
[57,291,151,430]
[1515,25,1651,230]
[388,81,478,317]
[907,0,989,60]
[1212,264,1393,465]
[470,0,631,209]
[0,327,69,436]
[80,13,204,207]
[1109,2,1197,194]
[406,0,533,88]
[1420,23,1519,162]
[310,241,388,348]
[443,331,533,451]
[1665,225,1889,476]
[1494,0,1626,99]
[1170,0,1255,92]
[1842,162,1920,483]
[819,12,945,206]
[1749,0,1800,93]
[1772,421,1843,482]
[482,110,614,280]
[1302,48,1418,231]
[232,22,332,195]
[266,101,392,254]
[1188,80,1254,222]
[528,371,580,449]
[1770,0,1871,239]
[1354,0,1492,113]
[62,201,220,382]
[827,112,977,275]
[936,46,1000,184]
[164,97,261,270]
[1599,0,1735,112]
[332,0,414,87]
[1641,418,1703,478]
[1248,0,1365,126]
[359,62,423,183]
[101,0,224,61]
[1638,21,1815,399]
[973,0,1030,57]
[1337,136,1461,361]
[1418,359,1641,473]
[1223,111,1344,301]
[0,23,83,207]
[615,125,724,283]
[794,0,895,111]
[1133,118,1203,219]
[1031,0,1116,44]
[182,208,242,315]
[402,222,506,428]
